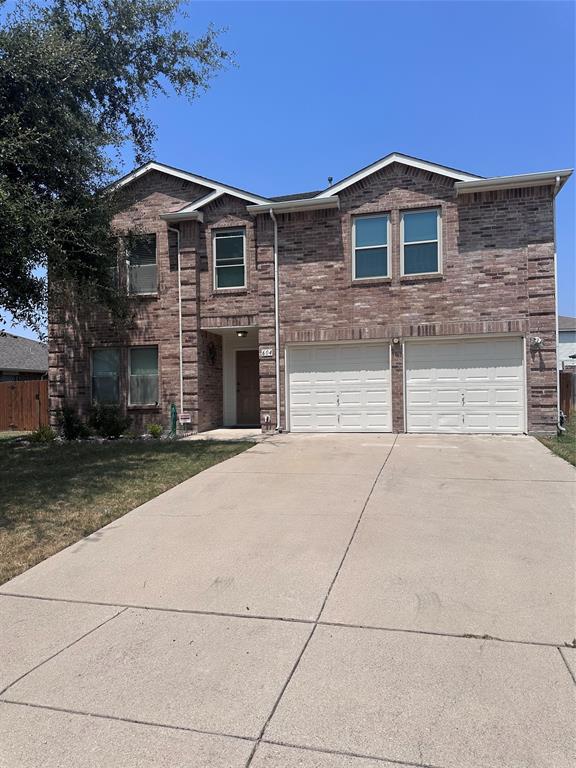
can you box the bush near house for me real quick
[58,404,91,440]
[29,425,56,443]
[88,404,130,439]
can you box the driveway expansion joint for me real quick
[260,738,448,768]
[1,591,568,649]
[244,435,399,768]
[0,607,128,698]
[0,699,257,744]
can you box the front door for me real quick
[236,350,260,426]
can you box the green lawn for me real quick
[0,430,31,442]
[0,439,250,585]
[538,415,576,467]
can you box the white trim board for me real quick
[110,161,269,205]
[315,152,481,198]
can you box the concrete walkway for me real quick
[1,434,575,767]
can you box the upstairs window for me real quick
[401,209,441,275]
[127,234,157,294]
[214,229,246,289]
[129,346,159,406]
[353,215,389,279]
[91,348,120,404]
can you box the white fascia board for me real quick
[159,209,204,223]
[455,168,573,195]
[315,153,481,198]
[174,190,223,213]
[247,196,340,215]
[110,161,270,205]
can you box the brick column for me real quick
[256,216,277,431]
[391,342,405,432]
[178,221,201,430]
[526,242,558,434]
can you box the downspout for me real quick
[552,175,562,430]
[269,209,281,431]
[167,225,184,416]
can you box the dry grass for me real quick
[0,438,250,585]
[538,415,576,467]
[0,431,31,442]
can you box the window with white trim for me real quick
[129,346,159,405]
[127,234,157,294]
[91,348,120,404]
[401,209,441,275]
[353,215,389,279]
[214,229,246,289]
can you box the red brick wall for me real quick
[48,171,211,432]
[255,164,558,433]
[197,331,223,431]
[49,162,559,435]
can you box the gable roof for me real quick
[110,161,270,205]
[559,315,576,331]
[314,152,481,198]
[0,333,48,372]
[109,153,572,214]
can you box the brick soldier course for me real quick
[48,153,571,434]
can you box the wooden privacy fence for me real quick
[0,380,48,431]
[559,370,575,420]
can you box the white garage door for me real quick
[405,337,525,434]
[288,343,391,432]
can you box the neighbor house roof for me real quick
[0,333,48,372]
[559,315,576,331]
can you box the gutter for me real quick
[455,168,572,195]
[269,209,281,431]
[248,196,339,216]
[552,176,562,430]
[160,210,204,223]
[167,226,184,416]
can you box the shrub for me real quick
[89,404,130,439]
[147,423,163,439]
[29,425,57,443]
[58,404,90,441]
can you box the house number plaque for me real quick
[259,347,274,358]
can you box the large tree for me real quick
[0,0,231,335]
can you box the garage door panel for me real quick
[288,343,391,433]
[494,388,523,404]
[406,338,525,434]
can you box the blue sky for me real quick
[4,0,575,339]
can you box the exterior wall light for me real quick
[530,335,543,350]
[236,330,248,338]
[392,337,401,345]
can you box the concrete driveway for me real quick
[1,434,574,768]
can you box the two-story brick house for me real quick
[48,152,572,435]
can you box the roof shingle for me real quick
[0,334,48,372]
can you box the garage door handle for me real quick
[336,394,340,407]
[461,393,465,406]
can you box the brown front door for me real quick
[236,350,260,426]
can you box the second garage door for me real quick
[405,337,526,433]
[288,343,391,432]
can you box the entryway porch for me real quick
[198,326,261,432]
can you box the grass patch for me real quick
[0,431,31,443]
[538,415,576,467]
[0,439,251,585]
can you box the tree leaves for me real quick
[0,0,231,335]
